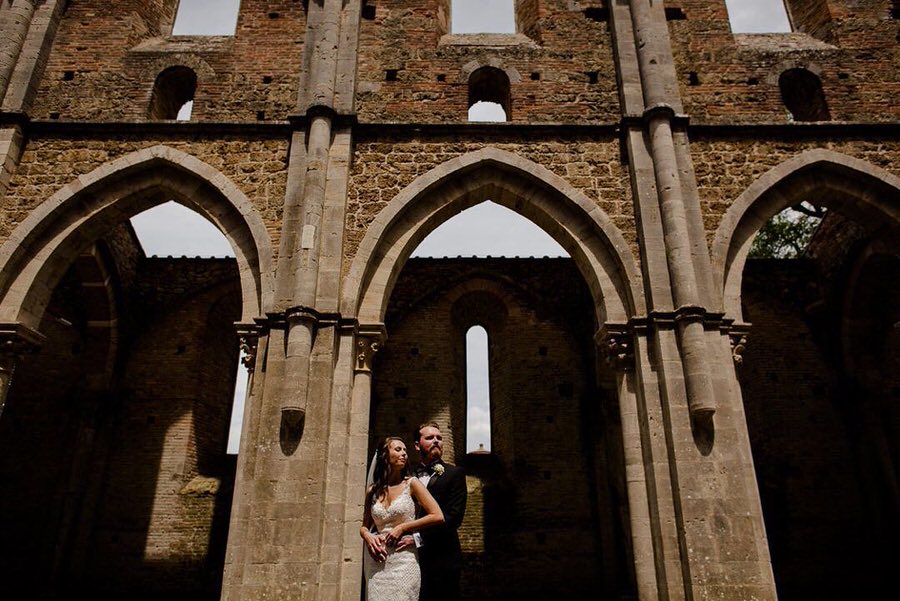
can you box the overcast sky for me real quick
[140,1,790,454]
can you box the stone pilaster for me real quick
[222,3,364,597]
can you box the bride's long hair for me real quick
[365,436,410,508]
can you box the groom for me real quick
[412,422,467,601]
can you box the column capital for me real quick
[354,324,386,374]
[596,322,635,372]
[726,322,751,367]
[235,322,261,373]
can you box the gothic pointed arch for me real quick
[0,145,274,329]
[712,149,900,320]
[342,148,643,327]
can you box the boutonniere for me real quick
[432,464,445,476]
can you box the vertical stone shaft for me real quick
[630,1,715,416]
[0,0,35,104]
[1,0,65,112]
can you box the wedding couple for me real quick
[360,423,467,601]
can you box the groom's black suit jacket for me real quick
[418,460,467,599]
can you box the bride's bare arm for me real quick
[383,479,444,546]
[360,486,386,561]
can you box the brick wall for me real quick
[372,257,634,600]
[32,0,306,121]
[356,0,619,123]
[739,254,900,599]
[0,249,241,598]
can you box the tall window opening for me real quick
[172,0,241,36]
[131,201,247,455]
[452,0,515,34]
[148,66,197,120]
[466,325,492,453]
[725,0,791,33]
[468,67,510,122]
[779,68,831,122]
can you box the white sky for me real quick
[135,2,790,454]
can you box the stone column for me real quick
[0,0,35,104]
[604,3,779,598]
[337,326,383,599]
[221,1,364,599]
[0,0,65,112]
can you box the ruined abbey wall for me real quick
[0,1,898,600]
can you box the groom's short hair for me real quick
[414,421,441,443]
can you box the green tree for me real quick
[748,203,825,259]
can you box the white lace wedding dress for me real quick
[364,479,420,601]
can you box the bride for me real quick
[361,437,444,601]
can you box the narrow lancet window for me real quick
[466,325,492,453]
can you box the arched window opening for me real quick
[411,200,568,258]
[452,0,515,34]
[468,67,511,122]
[749,202,825,259]
[176,100,193,121]
[466,325,491,453]
[172,0,241,36]
[725,0,791,33]
[130,201,247,456]
[779,68,831,122]
[148,66,197,120]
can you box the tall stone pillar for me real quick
[221,2,364,599]
[603,2,778,599]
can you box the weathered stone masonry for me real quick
[0,1,898,600]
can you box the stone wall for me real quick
[345,132,633,272]
[0,133,288,250]
[0,249,242,598]
[32,0,306,121]
[371,257,634,600]
[356,0,620,123]
[669,1,900,123]
[739,254,900,599]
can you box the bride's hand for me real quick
[363,530,387,562]
[384,525,405,546]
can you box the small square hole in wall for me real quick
[268,12,280,19]
[262,75,273,84]
[436,73,446,82]
[62,70,75,81]
[536,532,547,545]
[558,382,574,398]
[256,111,266,121]
[397,415,406,424]
[394,387,408,399]
[385,69,399,81]
[538,346,548,356]
[665,8,687,20]
[545,415,554,423]
[362,2,376,20]
[49,112,60,119]
[409,347,420,356]
[583,8,609,22]
[838,72,849,80]
[688,72,700,86]
[530,72,541,81]
[585,71,599,84]
[747,77,760,85]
